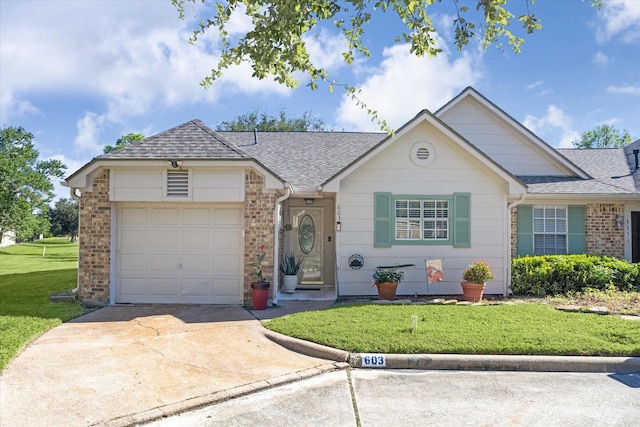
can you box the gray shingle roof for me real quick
[218,131,385,188]
[101,119,248,160]
[97,118,639,197]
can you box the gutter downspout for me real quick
[69,188,82,294]
[506,193,527,296]
[272,184,292,306]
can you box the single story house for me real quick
[63,87,640,306]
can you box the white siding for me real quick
[110,168,245,202]
[337,123,507,297]
[439,98,570,176]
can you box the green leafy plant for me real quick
[372,267,404,286]
[462,260,494,284]
[247,246,268,283]
[280,253,304,275]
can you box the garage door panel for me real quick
[182,279,211,297]
[148,254,180,271]
[215,208,242,225]
[117,203,243,304]
[119,254,147,273]
[182,230,211,252]
[150,208,179,225]
[121,207,149,224]
[119,230,148,250]
[183,208,212,225]
[181,254,210,273]
[214,230,242,251]
[118,278,146,297]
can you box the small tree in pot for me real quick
[248,248,270,309]
[461,260,494,302]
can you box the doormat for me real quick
[296,286,322,291]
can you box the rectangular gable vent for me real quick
[167,170,189,197]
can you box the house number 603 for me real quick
[361,354,386,367]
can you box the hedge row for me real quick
[511,254,640,296]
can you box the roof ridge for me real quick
[190,119,250,159]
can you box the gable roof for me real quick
[101,119,248,160]
[436,87,591,180]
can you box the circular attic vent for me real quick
[410,141,436,166]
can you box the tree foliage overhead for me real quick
[103,132,145,154]
[174,0,601,130]
[216,109,328,131]
[572,124,634,149]
[0,126,66,240]
[49,198,79,241]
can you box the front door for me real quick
[632,212,640,263]
[291,207,324,286]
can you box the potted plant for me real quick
[461,260,494,302]
[248,248,270,310]
[371,267,405,300]
[280,253,304,294]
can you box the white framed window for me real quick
[395,199,449,241]
[533,205,567,254]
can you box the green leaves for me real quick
[172,0,556,132]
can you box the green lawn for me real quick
[264,303,640,357]
[0,238,84,370]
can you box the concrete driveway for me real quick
[0,304,340,427]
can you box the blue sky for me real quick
[1,1,639,201]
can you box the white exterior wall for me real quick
[336,123,509,297]
[439,98,569,176]
[110,168,245,202]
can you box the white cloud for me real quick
[0,1,291,129]
[592,51,610,67]
[524,105,579,148]
[607,85,640,95]
[596,0,640,43]
[75,113,106,154]
[335,44,484,131]
[526,81,544,90]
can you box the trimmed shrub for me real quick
[511,255,640,296]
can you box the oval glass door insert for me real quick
[298,215,315,254]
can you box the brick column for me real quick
[244,170,276,305]
[77,169,111,305]
[586,203,624,258]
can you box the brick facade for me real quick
[585,203,624,258]
[243,170,276,305]
[511,203,625,259]
[77,169,111,305]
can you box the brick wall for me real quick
[77,169,111,305]
[586,203,624,258]
[244,170,276,305]
[511,203,625,259]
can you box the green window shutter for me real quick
[567,206,586,254]
[517,205,534,256]
[374,192,392,248]
[453,193,471,248]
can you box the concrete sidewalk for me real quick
[0,304,340,427]
[1,301,638,427]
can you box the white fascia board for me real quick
[524,193,640,201]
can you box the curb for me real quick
[262,329,640,373]
[103,362,349,427]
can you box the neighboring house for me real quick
[0,231,16,248]
[63,87,640,306]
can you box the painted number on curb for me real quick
[362,354,386,368]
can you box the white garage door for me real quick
[116,204,244,304]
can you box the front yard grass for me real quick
[0,238,84,370]
[264,303,640,356]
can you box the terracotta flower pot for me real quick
[251,281,270,310]
[461,281,486,302]
[376,282,398,300]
